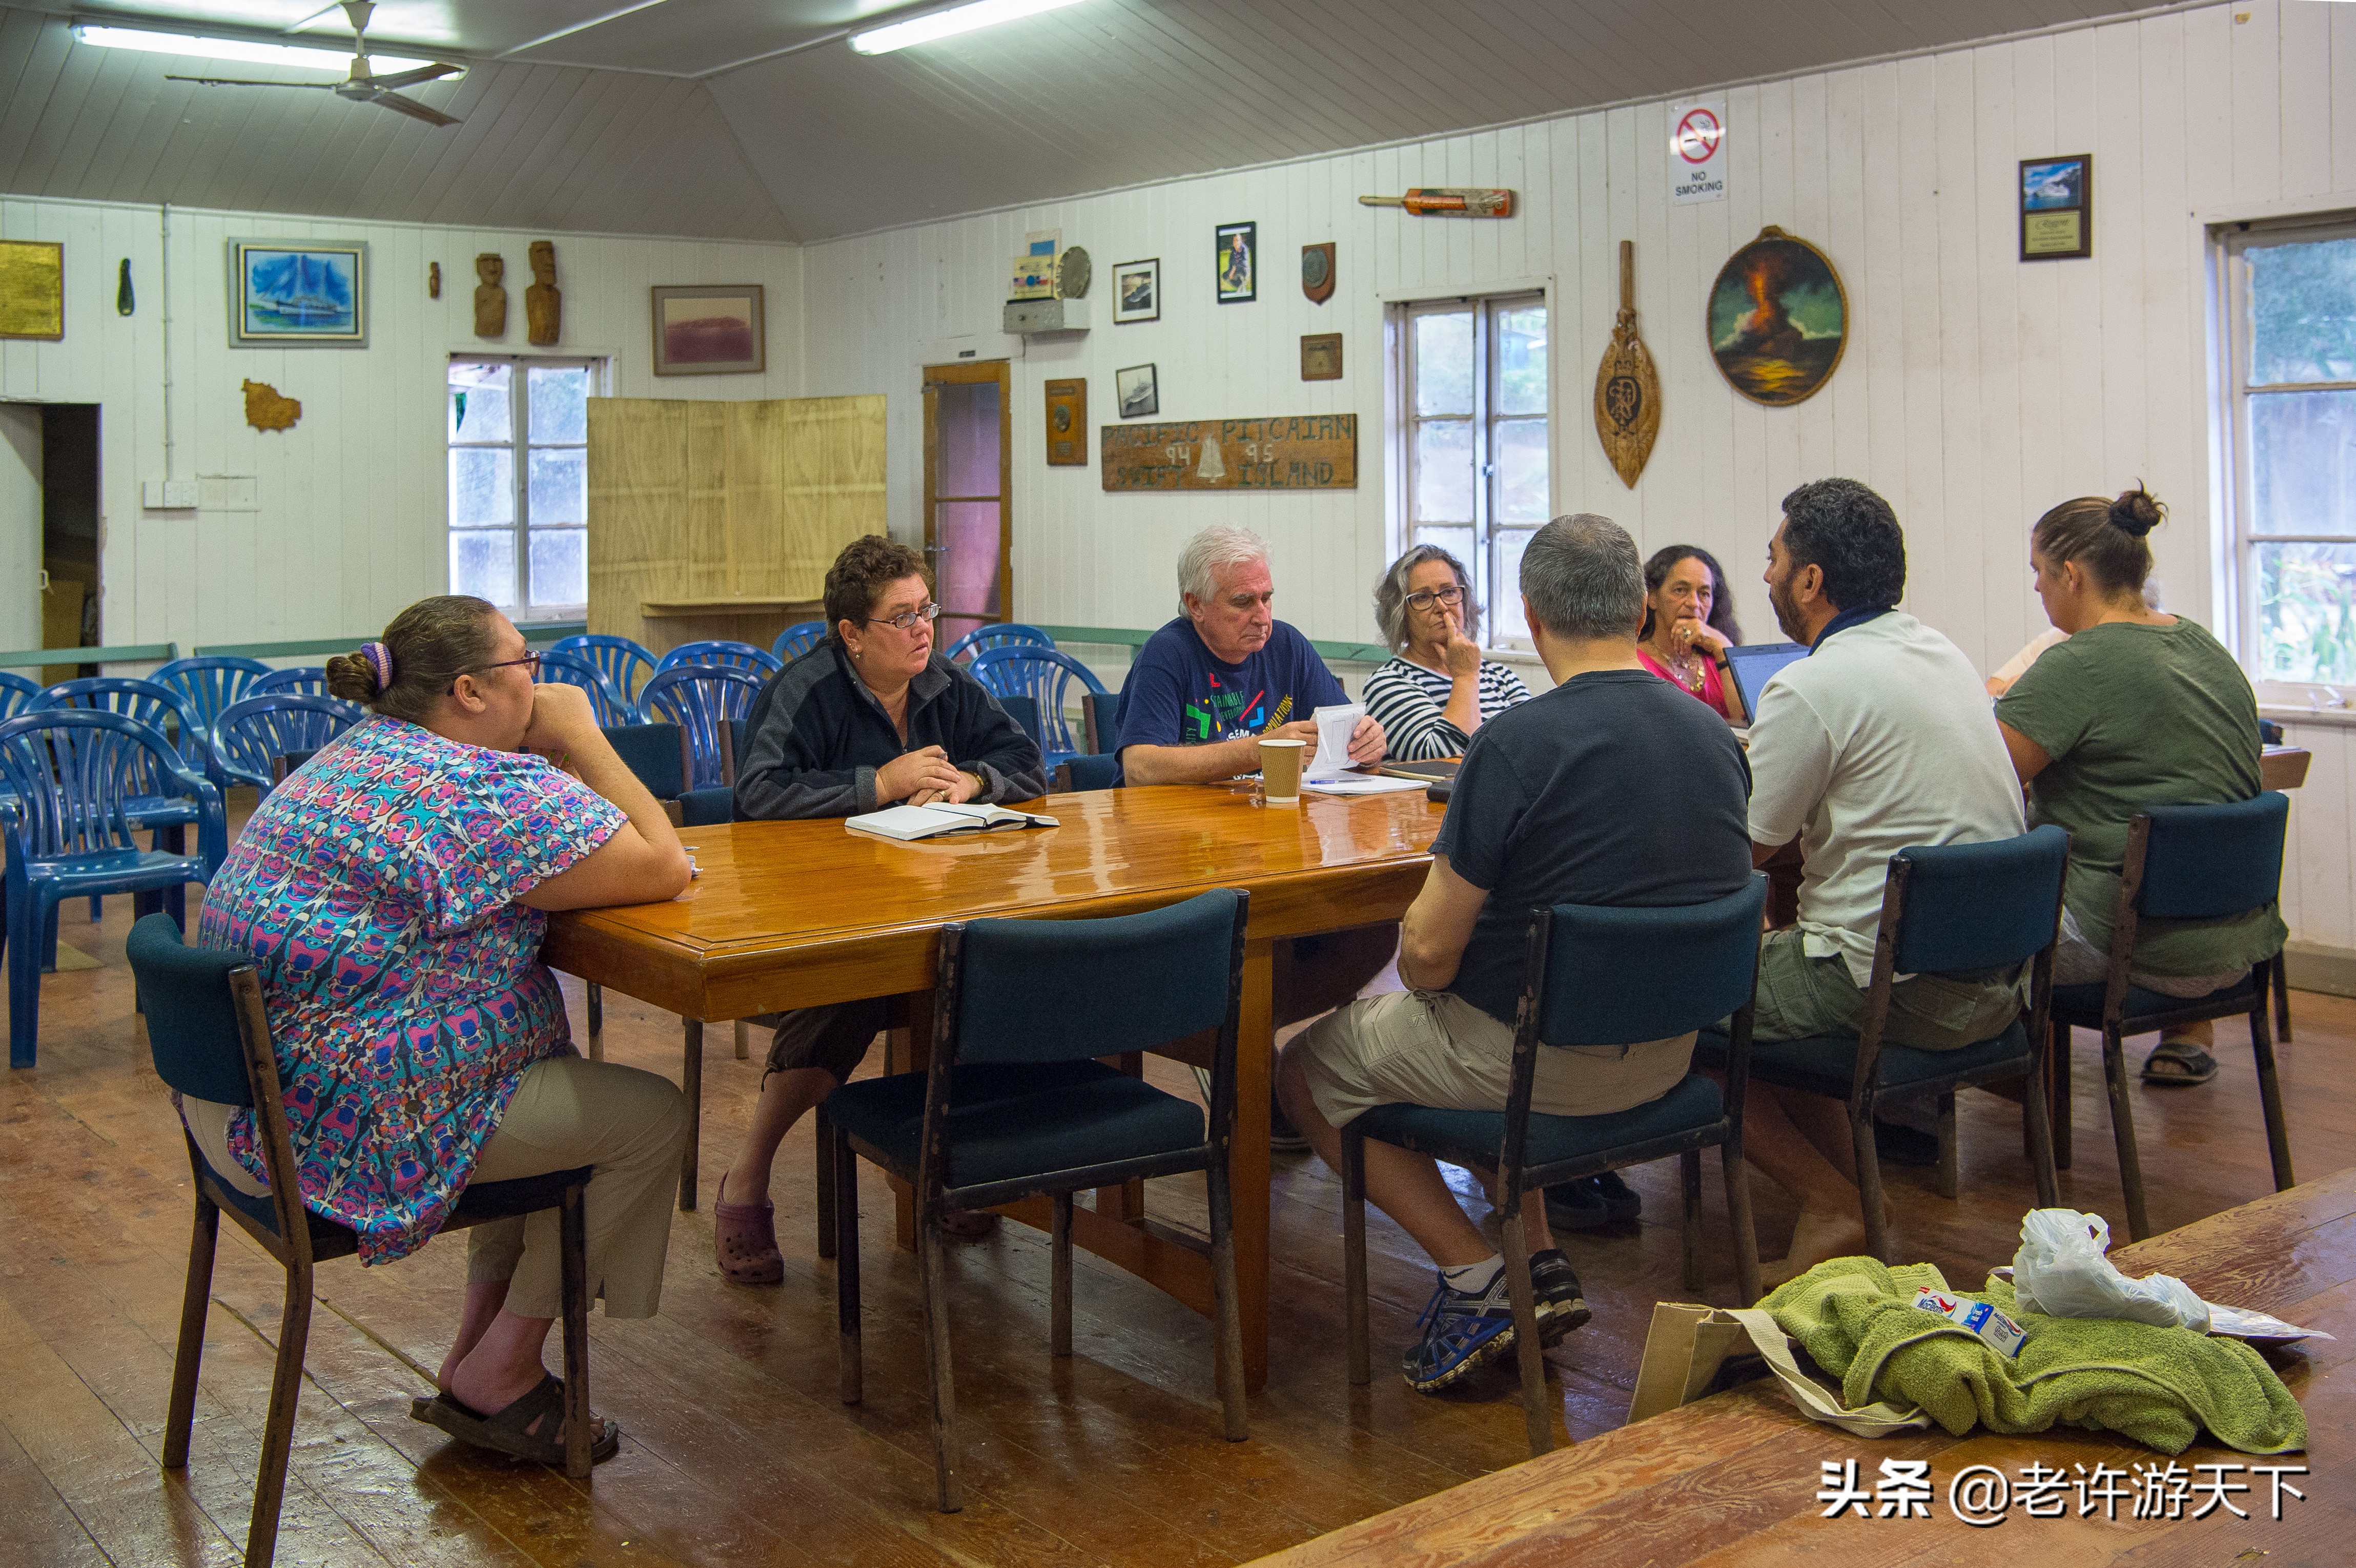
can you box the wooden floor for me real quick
[3,884,2348,1566]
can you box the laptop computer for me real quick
[1723,641,1810,715]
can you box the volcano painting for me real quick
[229,240,367,346]
[652,284,765,375]
[1707,227,1846,406]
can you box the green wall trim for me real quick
[1035,625,1388,665]
[0,642,177,669]
[195,621,587,661]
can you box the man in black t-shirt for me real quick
[1276,513,1753,1393]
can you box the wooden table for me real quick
[542,782,1443,1391]
[1254,1166,2354,1565]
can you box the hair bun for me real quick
[2109,484,2164,538]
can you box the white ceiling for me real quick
[2,0,2173,241]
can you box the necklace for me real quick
[1651,636,1703,690]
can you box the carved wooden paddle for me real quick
[1593,240,1661,488]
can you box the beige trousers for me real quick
[182,1055,688,1320]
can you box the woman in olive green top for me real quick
[1995,485,2284,1086]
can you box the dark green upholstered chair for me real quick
[1346,874,1769,1457]
[2049,794,2292,1240]
[127,915,595,1568]
[823,888,1251,1512]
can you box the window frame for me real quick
[2217,212,2356,695]
[1392,290,1550,652]
[446,354,606,622]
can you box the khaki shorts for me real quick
[1751,929,2023,1051]
[750,998,890,1084]
[1294,987,1696,1130]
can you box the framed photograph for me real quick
[652,284,765,375]
[1301,332,1342,381]
[1113,257,1160,323]
[0,240,64,340]
[1707,225,1847,407]
[2019,155,2092,261]
[1044,378,1087,465]
[227,238,367,347]
[1116,362,1159,419]
[1215,221,1256,303]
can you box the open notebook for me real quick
[846,802,1060,841]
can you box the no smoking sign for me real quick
[1670,96,1727,205]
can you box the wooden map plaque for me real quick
[1101,415,1356,491]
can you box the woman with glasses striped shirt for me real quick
[1363,544,1531,762]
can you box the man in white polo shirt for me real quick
[1742,478,2026,1282]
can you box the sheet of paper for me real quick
[1306,702,1364,781]
[1301,775,1431,796]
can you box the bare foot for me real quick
[1761,1208,1871,1289]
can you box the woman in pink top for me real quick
[1634,545,1747,723]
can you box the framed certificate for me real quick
[2019,155,2092,261]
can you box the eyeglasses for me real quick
[448,652,541,693]
[865,601,943,632]
[1405,586,1466,611]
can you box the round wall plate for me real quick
[1057,246,1092,299]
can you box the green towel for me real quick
[1761,1257,2306,1456]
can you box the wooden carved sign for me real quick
[1593,239,1660,487]
[1102,416,1356,491]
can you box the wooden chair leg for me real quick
[1852,1107,1890,1264]
[1934,1090,1958,1202]
[247,1255,314,1568]
[1205,1149,1248,1442]
[679,1019,703,1212]
[2051,1022,2074,1171]
[559,1183,592,1479]
[2250,1003,2296,1194]
[2022,1048,2061,1212]
[1341,1128,1370,1388]
[832,1128,862,1406]
[1721,1146,1763,1305]
[2271,951,2292,1043]
[734,1020,750,1060]
[1050,1192,1074,1358]
[163,1191,220,1470]
[814,1105,837,1261]
[917,1219,963,1513]
[1678,1150,1704,1295]
[1499,1206,1553,1457]
[2100,1025,2152,1241]
[586,983,603,1062]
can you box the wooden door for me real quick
[922,361,1012,643]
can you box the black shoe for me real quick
[1542,1172,1642,1231]
[1590,1170,1642,1222]
[1269,1096,1310,1153]
[1526,1248,1592,1346]
[1873,1118,1939,1168]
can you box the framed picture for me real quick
[2019,154,2092,261]
[1215,221,1256,303]
[1301,333,1342,381]
[1707,225,1847,407]
[0,240,64,340]
[228,238,367,347]
[652,284,765,376]
[1116,363,1159,419]
[1113,258,1160,323]
[1044,378,1087,465]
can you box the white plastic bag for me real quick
[2012,1209,2210,1333]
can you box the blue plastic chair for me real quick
[539,647,642,727]
[966,647,1105,771]
[943,623,1054,664]
[34,678,204,925]
[638,666,765,789]
[773,622,828,663]
[2050,794,2292,1240]
[1,710,226,1066]
[657,639,782,678]
[250,667,329,697]
[208,695,369,796]
[1347,875,1770,1455]
[152,657,272,767]
[824,888,1251,1511]
[549,633,657,704]
[127,914,597,1567]
[0,671,38,718]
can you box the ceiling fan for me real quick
[165,2,465,127]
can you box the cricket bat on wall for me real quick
[1358,189,1517,218]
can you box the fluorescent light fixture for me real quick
[72,24,446,76]
[849,0,1087,56]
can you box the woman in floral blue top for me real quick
[186,596,692,1466]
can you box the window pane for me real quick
[529,528,587,609]
[1495,304,1548,416]
[1415,419,1474,523]
[1491,528,1535,645]
[448,362,511,441]
[528,365,591,443]
[2256,541,2356,682]
[528,447,587,526]
[2249,236,2356,385]
[1494,418,1549,524]
[450,529,516,607]
[449,446,513,527]
[2251,389,2356,535]
[1415,312,1475,416]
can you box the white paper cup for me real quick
[1259,737,1306,805]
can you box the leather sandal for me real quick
[409,1373,619,1466]
[713,1170,785,1285]
[2140,1037,2218,1087]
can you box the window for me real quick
[2222,220,2356,684]
[447,357,601,617]
[1398,293,1549,647]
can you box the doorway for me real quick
[922,361,1012,645]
